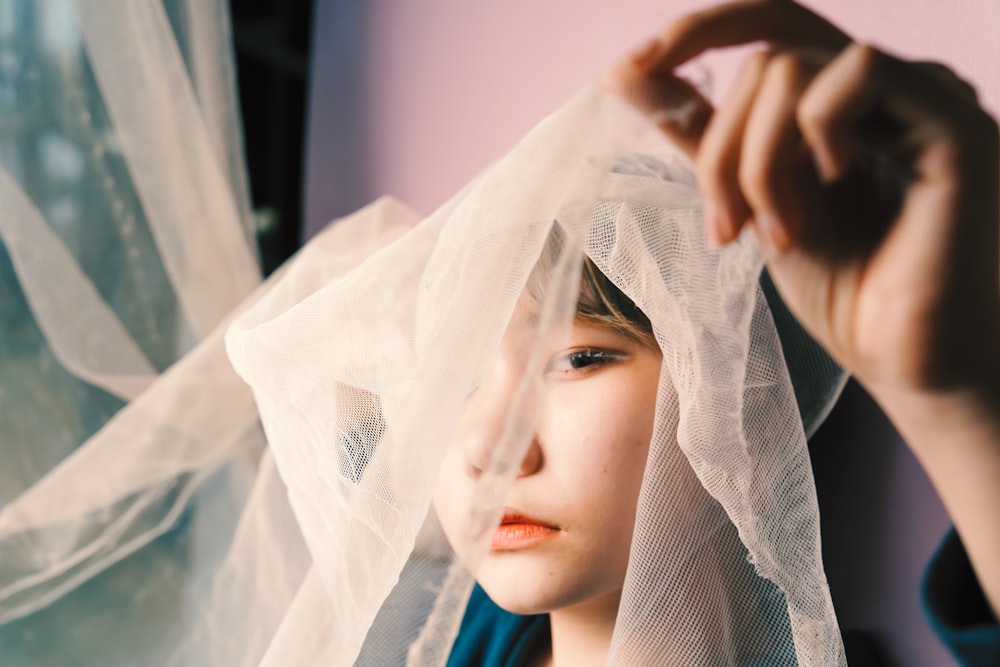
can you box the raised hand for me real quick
[608,0,1000,616]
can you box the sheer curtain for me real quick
[0,0,262,662]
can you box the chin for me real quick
[479,581,562,615]
[476,556,615,615]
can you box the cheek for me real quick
[548,381,656,478]
[432,446,469,555]
[543,385,656,539]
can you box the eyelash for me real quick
[548,348,626,373]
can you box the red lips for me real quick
[490,511,559,550]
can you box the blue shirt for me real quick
[445,586,789,666]
[446,584,549,667]
[923,529,1000,667]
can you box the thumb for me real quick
[602,55,713,160]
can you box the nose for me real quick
[459,359,545,481]
[464,434,543,480]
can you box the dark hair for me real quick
[529,224,656,347]
[576,256,656,346]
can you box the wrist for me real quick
[862,370,1000,457]
[864,371,1000,619]
[861,342,1000,436]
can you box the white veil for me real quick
[0,2,847,665]
[221,86,845,665]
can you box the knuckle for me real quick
[695,148,729,196]
[763,51,812,89]
[667,13,701,37]
[952,77,980,104]
[847,42,888,79]
[961,108,999,153]
[796,92,832,135]
[919,61,978,95]
[745,49,771,75]
[733,49,771,87]
[736,161,770,206]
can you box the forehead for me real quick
[500,300,644,355]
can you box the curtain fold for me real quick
[0,1,262,662]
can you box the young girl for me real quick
[436,246,828,666]
[431,0,1000,664]
[436,253,666,665]
[223,1,998,665]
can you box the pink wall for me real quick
[305,2,999,665]
[361,0,998,215]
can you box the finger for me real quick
[796,44,880,182]
[739,51,822,251]
[603,61,713,159]
[739,53,812,251]
[798,43,994,184]
[635,0,850,73]
[915,61,980,106]
[695,51,769,244]
[797,42,999,276]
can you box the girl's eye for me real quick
[547,348,626,373]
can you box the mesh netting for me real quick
[222,86,845,666]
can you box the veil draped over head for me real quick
[1,2,846,666]
[222,87,847,666]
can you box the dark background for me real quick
[230,0,313,275]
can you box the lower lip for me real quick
[490,523,558,550]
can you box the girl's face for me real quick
[433,316,662,615]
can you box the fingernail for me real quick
[630,38,662,67]
[756,214,790,253]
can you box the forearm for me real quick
[869,378,1000,619]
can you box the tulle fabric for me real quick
[0,2,846,665]
[223,86,845,665]
[0,0,260,663]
